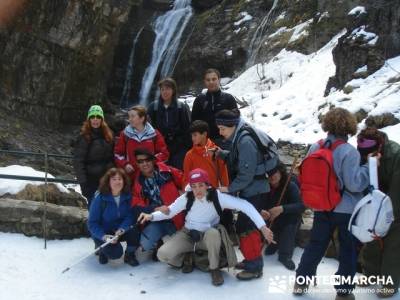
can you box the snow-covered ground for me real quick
[1,232,398,300]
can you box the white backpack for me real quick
[348,157,394,243]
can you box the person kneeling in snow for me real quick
[88,168,140,267]
[138,168,275,286]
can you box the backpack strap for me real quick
[319,139,346,150]
[185,189,223,218]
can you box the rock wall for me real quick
[0,198,88,239]
[0,0,138,127]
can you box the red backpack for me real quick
[299,139,345,211]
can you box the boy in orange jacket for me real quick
[183,120,229,188]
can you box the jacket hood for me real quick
[124,122,156,142]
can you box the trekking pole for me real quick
[61,224,136,274]
[269,156,298,228]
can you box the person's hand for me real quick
[102,234,117,244]
[115,229,125,236]
[155,205,170,215]
[138,212,153,224]
[125,164,134,174]
[268,206,283,221]
[218,186,229,193]
[260,209,271,220]
[260,226,276,245]
[206,147,219,158]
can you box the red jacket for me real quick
[132,162,184,230]
[183,138,229,188]
[114,125,169,178]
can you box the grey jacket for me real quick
[219,119,270,198]
[308,134,369,214]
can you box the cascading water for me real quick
[120,27,144,108]
[139,0,193,105]
[247,0,279,67]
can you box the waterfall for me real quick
[247,0,279,67]
[138,0,193,105]
[120,27,144,108]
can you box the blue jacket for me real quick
[308,134,369,214]
[88,192,134,241]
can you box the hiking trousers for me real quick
[157,227,221,270]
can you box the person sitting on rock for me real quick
[88,167,140,267]
[261,162,304,270]
[131,148,184,260]
[138,168,275,286]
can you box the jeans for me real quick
[140,221,176,251]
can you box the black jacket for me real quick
[264,180,305,215]
[73,128,114,185]
[191,90,238,140]
[147,98,191,154]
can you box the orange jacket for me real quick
[183,139,229,188]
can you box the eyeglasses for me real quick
[136,158,153,164]
[89,115,102,120]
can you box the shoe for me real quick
[264,244,278,256]
[236,269,263,281]
[210,269,224,286]
[292,282,309,296]
[278,257,296,271]
[377,286,398,298]
[181,252,194,273]
[234,261,246,270]
[98,253,108,265]
[335,293,355,300]
[357,275,371,287]
[124,251,139,267]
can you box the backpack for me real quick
[299,139,345,211]
[348,157,394,243]
[185,189,223,217]
[233,124,279,177]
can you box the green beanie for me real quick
[87,105,104,119]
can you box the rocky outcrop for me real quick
[191,0,222,11]
[0,0,139,127]
[0,198,88,239]
[327,0,400,91]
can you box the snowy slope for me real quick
[224,31,400,145]
[1,232,397,300]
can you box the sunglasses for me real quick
[89,115,102,120]
[136,158,153,164]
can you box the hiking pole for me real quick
[61,224,136,274]
[269,156,298,228]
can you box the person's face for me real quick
[89,116,102,129]
[128,110,145,129]
[136,154,155,176]
[109,173,124,195]
[190,182,208,199]
[160,85,174,102]
[218,125,235,140]
[204,72,220,92]
[191,132,207,146]
[268,171,281,189]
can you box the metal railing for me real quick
[0,149,78,249]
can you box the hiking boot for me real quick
[278,257,296,271]
[335,293,355,300]
[210,269,224,286]
[292,282,309,296]
[98,253,108,265]
[236,269,263,281]
[181,253,194,273]
[124,251,139,267]
[377,286,398,298]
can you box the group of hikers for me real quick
[73,68,400,299]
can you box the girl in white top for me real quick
[138,168,274,286]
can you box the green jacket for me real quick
[379,135,400,221]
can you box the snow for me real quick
[225,50,233,57]
[1,232,397,300]
[288,19,313,43]
[234,12,253,26]
[349,26,377,42]
[348,6,367,16]
[0,165,69,195]
[224,30,400,145]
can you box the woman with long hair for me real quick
[88,167,140,267]
[73,105,114,207]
